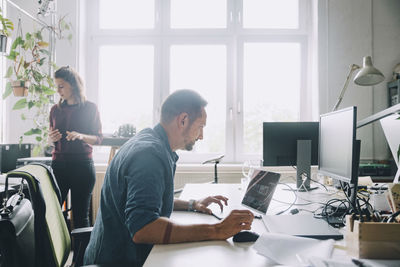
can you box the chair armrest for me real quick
[71,226,93,240]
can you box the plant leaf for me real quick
[6,50,17,60]
[2,82,12,99]
[21,113,26,120]
[42,85,56,95]
[12,98,28,110]
[32,145,41,157]
[28,101,35,109]
[5,66,13,78]
[39,49,50,56]
[36,136,42,142]
[37,41,49,47]
[11,36,23,50]
[24,128,42,136]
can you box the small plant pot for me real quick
[12,80,29,97]
[0,34,7,53]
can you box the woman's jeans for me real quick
[51,159,96,228]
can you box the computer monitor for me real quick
[263,122,319,190]
[263,122,319,166]
[318,106,360,209]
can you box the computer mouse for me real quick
[232,231,259,242]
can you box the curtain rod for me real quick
[6,0,49,28]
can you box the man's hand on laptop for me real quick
[194,195,229,214]
[215,210,255,239]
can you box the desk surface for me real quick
[144,183,351,267]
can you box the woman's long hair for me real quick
[54,66,86,106]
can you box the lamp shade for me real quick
[353,56,385,86]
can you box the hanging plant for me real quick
[0,7,14,53]
[2,16,72,156]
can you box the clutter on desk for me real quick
[346,214,400,259]
[387,183,400,222]
[253,232,334,266]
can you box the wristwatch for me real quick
[188,199,196,211]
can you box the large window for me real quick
[85,0,315,163]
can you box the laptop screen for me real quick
[241,169,281,214]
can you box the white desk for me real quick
[144,183,351,267]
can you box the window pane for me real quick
[99,0,155,29]
[170,45,226,155]
[99,45,154,134]
[243,43,301,154]
[243,0,299,29]
[171,0,227,29]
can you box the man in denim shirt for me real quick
[84,90,254,266]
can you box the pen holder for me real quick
[345,215,400,259]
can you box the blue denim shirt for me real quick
[84,124,179,266]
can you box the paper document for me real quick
[253,233,334,266]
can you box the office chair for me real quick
[6,163,92,267]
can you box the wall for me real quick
[319,0,400,161]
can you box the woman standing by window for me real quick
[48,66,102,228]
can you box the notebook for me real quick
[262,214,343,240]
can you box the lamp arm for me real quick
[332,64,360,111]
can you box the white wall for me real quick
[319,0,400,161]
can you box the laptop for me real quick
[262,214,343,240]
[209,169,281,218]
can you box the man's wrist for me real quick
[188,199,196,211]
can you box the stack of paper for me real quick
[253,233,334,266]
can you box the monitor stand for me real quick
[296,140,318,192]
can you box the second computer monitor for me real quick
[318,106,358,184]
[263,122,319,167]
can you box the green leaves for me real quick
[11,36,23,50]
[13,98,28,110]
[2,81,12,99]
[42,85,56,95]
[24,128,42,136]
[5,66,13,78]
[0,13,14,37]
[3,16,73,156]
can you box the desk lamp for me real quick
[332,56,385,111]
[202,154,224,183]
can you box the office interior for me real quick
[0,0,400,265]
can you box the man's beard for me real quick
[185,140,195,151]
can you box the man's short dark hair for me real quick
[161,89,208,124]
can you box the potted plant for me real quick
[2,17,72,156]
[0,7,13,53]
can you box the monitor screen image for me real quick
[318,106,357,184]
[263,122,319,167]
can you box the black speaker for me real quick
[0,144,31,173]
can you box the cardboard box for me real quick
[346,215,400,259]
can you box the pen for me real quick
[211,212,222,220]
[352,258,370,267]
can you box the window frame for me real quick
[85,0,313,164]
